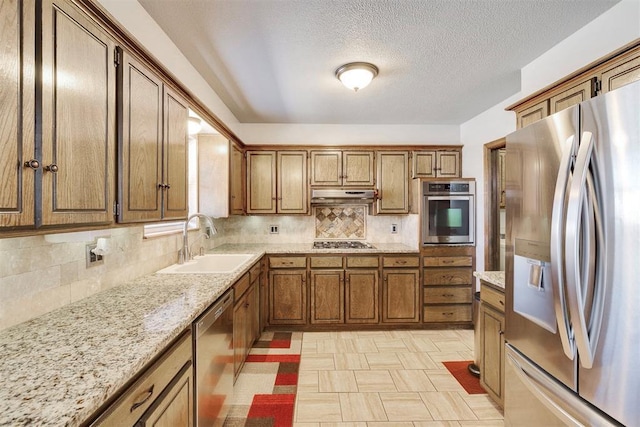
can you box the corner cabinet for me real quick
[310,150,375,187]
[41,0,117,226]
[247,151,308,214]
[117,48,189,222]
[376,151,409,214]
[0,0,36,228]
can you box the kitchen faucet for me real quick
[179,213,217,264]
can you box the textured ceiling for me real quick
[139,0,619,125]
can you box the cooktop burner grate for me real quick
[312,241,373,249]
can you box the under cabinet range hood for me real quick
[310,189,376,205]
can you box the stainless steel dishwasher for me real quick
[193,289,234,427]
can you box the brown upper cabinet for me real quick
[117,48,189,222]
[41,0,117,227]
[412,150,461,178]
[510,41,640,128]
[246,150,308,214]
[0,0,35,228]
[376,151,409,214]
[310,150,375,187]
[230,142,245,215]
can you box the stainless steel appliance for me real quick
[194,289,234,427]
[504,80,640,426]
[310,188,376,205]
[421,180,475,245]
[312,240,374,249]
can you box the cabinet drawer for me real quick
[346,256,379,268]
[481,282,505,312]
[383,256,419,268]
[310,256,343,268]
[269,256,307,269]
[423,256,472,267]
[424,286,471,304]
[424,268,472,285]
[234,272,251,301]
[423,305,472,322]
[249,261,262,284]
[91,331,192,426]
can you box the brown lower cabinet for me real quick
[268,256,308,325]
[233,267,260,377]
[381,269,420,323]
[345,269,379,324]
[479,280,506,408]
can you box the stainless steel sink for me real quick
[157,253,254,274]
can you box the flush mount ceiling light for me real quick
[335,62,379,92]
[188,116,202,135]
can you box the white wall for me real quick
[462,0,640,274]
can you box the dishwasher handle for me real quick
[196,289,233,338]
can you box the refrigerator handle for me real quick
[565,131,607,369]
[550,134,576,359]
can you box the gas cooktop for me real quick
[312,241,374,249]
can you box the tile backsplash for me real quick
[315,206,366,239]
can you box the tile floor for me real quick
[293,329,504,427]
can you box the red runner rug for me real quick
[442,360,487,394]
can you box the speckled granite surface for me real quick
[0,243,417,426]
[473,271,505,290]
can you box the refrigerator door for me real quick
[576,80,640,427]
[505,344,619,427]
[505,106,577,390]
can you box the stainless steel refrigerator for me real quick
[504,79,640,426]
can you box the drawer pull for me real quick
[130,385,154,412]
[443,312,454,316]
[442,260,454,264]
[396,260,407,264]
[442,293,454,297]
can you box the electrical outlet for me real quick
[86,244,104,268]
[391,224,398,234]
[269,225,279,234]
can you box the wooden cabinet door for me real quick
[549,79,594,114]
[345,270,379,324]
[277,151,308,214]
[247,151,276,213]
[310,270,344,324]
[0,0,35,227]
[249,279,260,344]
[269,270,307,325]
[117,49,163,223]
[162,86,189,220]
[377,151,408,214]
[343,151,374,186]
[137,363,194,427]
[382,269,420,323]
[41,0,116,226]
[516,100,549,129]
[480,303,505,407]
[233,292,248,376]
[436,151,461,177]
[310,150,341,186]
[230,143,245,215]
[601,51,640,93]
[413,150,436,178]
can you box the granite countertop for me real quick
[473,270,505,290]
[0,242,417,426]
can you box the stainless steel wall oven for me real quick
[422,180,475,245]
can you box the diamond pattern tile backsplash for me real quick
[315,206,366,239]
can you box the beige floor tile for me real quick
[298,370,320,392]
[339,393,387,422]
[427,351,470,363]
[334,353,370,370]
[459,394,504,420]
[373,338,409,352]
[304,332,339,341]
[295,392,343,423]
[353,337,379,353]
[367,422,414,427]
[317,339,339,353]
[389,370,436,392]
[365,352,404,369]
[300,353,336,371]
[398,352,439,370]
[457,421,504,426]
[379,392,433,421]
[402,336,440,352]
[420,391,477,421]
[433,339,472,352]
[355,330,392,338]
[302,340,319,354]
[294,424,321,427]
[320,423,367,427]
[336,338,359,353]
[319,370,359,392]
[425,373,465,392]
[413,422,462,427]
[354,370,397,392]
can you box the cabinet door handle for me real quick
[44,164,58,173]
[165,183,171,189]
[130,384,154,412]
[23,159,40,170]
